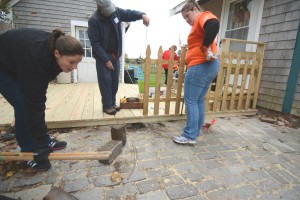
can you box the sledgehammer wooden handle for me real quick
[0,151,111,161]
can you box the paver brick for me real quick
[196,179,223,193]
[162,175,185,187]
[146,168,173,178]
[104,183,138,199]
[73,188,103,200]
[166,184,198,199]
[0,117,299,200]
[137,160,161,170]
[63,177,90,193]
[123,170,147,183]
[136,179,161,194]
[136,190,169,200]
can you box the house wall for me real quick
[258,0,300,116]
[11,0,96,83]
[201,0,222,19]
[12,0,95,32]
[291,73,300,116]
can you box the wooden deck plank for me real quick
[0,83,257,128]
[45,84,70,111]
[45,84,79,121]
[54,84,82,121]
[92,84,102,119]
[68,84,90,120]
[46,83,69,104]
[81,85,94,120]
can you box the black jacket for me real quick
[0,28,61,143]
[88,7,144,63]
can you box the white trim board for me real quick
[71,20,88,83]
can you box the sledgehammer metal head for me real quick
[98,140,123,164]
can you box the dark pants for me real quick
[95,54,120,109]
[164,68,168,85]
[0,70,50,152]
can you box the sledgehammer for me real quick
[0,151,111,161]
[0,124,127,164]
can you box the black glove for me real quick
[33,142,52,166]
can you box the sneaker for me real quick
[49,138,67,151]
[103,108,117,115]
[173,135,197,145]
[26,160,51,171]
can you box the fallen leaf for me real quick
[6,170,14,177]
[111,171,123,182]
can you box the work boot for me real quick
[103,108,117,115]
[113,105,121,111]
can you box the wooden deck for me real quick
[0,83,187,129]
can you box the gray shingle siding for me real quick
[12,0,96,32]
[291,74,300,116]
[258,0,300,116]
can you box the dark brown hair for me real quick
[48,29,84,56]
[181,0,203,14]
[169,45,177,51]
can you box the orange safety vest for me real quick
[185,11,218,68]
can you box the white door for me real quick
[220,0,264,88]
[220,0,264,50]
[76,27,97,83]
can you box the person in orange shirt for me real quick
[162,45,179,85]
[173,0,220,145]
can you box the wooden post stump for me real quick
[111,124,126,146]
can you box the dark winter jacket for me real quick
[88,7,144,64]
[0,28,61,143]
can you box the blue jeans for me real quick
[0,70,50,152]
[182,60,220,140]
[95,54,120,109]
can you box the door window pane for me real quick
[78,29,92,58]
[226,0,252,40]
[225,0,252,51]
